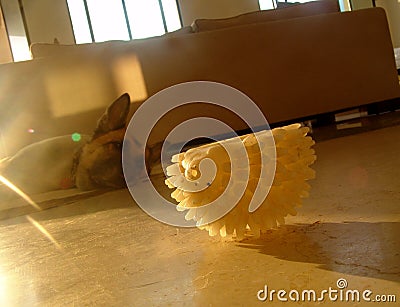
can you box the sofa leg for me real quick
[367,98,400,115]
[314,113,336,127]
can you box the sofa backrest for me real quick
[1,7,399,157]
[124,7,399,145]
[191,0,340,32]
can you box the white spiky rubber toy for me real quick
[165,124,316,239]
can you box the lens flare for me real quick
[26,215,63,250]
[71,133,82,142]
[0,175,41,210]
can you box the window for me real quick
[259,0,322,10]
[67,0,182,44]
[0,0,30,62]
[259,0,276,10]
[86,0,130,42]
[259,1,349,12]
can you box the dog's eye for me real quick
[110,142,122,149]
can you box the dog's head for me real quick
[73,93,163,190]
[73,94,131,190]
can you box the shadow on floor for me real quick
[0,188,138,226]
[237,221,400,283]
[0,173,173,224]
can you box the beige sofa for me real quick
[0,0,399,157]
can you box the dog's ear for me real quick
[93,93,130,139]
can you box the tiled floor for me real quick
[0,113,399,306]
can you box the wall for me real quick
[0,5,13,63]
[376,0,400,48]
[0,0,75,62]
[178,0,260,26]
[0,0,30,61]
[22,0,75,44]
[350,0,373,10]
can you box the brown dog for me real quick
[0,93,155,200]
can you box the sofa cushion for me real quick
[191,0,340,32]
[30,27,193,59]
[164,26,193,37]
[30,40,128,59]
[6,7,399,156]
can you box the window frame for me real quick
[67,0,183,44]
